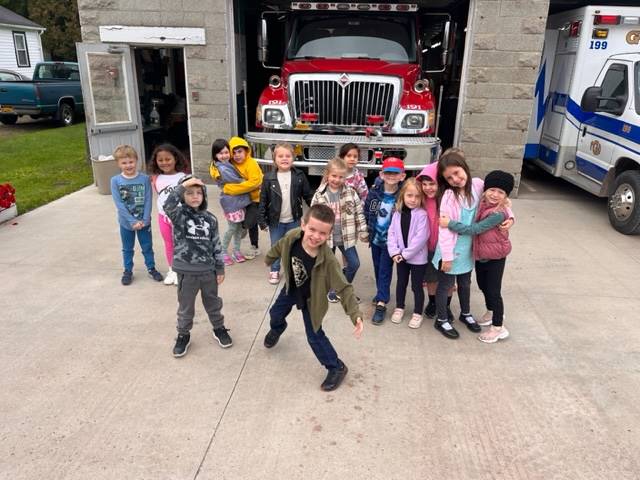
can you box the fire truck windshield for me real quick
[287,14,416,63]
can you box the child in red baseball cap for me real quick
[363,158,406,324]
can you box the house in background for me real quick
[0,5,45,79]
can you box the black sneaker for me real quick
[321,359,348,391]
[458,313,481,333]
[423,301,436,319]
[121,270,133,286]
[213,327,233,348]
[148,268,163,282]
[173,333,191,357]
[371,303,387,325]
[434,319,460,339]
[264,329,282,348]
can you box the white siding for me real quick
[0,27,44,78]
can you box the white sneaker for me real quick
[408,313,423,329]
[268,271,280,284]
[245,246,261,259]
[479,311,505,327]
[164,269,177,286]
[390,308,404,324]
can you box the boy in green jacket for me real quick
[264,204,364,391]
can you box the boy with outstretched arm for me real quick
[263,204,364,391]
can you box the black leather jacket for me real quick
[258,167,313,227]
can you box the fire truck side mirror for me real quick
[258,18,269,63]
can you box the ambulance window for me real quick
[599,64,627,114]
[635,62,640,115]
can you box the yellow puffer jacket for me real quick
[209,136,263,203]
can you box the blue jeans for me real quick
[332,245,360,283]
[371,242,394,304]
[269,220,300,272]
[269,288,339,370]
[119,225,155,272]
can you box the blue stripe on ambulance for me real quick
[575,155,607,182]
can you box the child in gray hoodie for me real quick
[163,176,232,357]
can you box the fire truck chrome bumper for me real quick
[245,131,441,170]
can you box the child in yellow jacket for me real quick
[210,136,263,258]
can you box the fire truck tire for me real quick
[608,170,640,235]
[0,114,18,125]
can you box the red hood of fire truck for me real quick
[258,58,434,111]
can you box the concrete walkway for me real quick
[1,170,639,479]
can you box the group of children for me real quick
[109,138,515,392]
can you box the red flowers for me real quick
[0,183,16,209]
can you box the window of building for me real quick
[13,32,30,68]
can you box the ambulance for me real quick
[525,5,640,234]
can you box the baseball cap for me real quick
[381,157,404,173]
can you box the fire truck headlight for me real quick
[264,108,285,124]
[401,113,425,129]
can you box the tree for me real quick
[28,0,81,61]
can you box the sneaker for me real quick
[164,269,177,286]
[371,303,387,325]
[231,251,247,263]
[434,319,460,339]
[321,359,348,391]
[213,327,233,348]
[459,313,481,333]
[423,301,436,319]
[479,310,493,326]
[390,308,404,324]
[327,290,340,303]
[121,270,133,286]
[223,254,234,267]
[173,333,191,357]
[245,245,261,259]
[478,326,510,344]
[268,271,280,284]
[264,329,282,348]
[148,268,163,282]
[408,313,423,329]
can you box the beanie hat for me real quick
[484,170,514,196]
[381,157,404,173]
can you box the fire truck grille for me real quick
[292,79,395,128]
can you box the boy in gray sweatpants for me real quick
[163,176,232,357]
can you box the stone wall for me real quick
[459,0,550,191]
[77,0,231,178]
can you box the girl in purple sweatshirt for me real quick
[387,178,429,329]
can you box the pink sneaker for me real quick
[231,251,247,263]
[223,254,233,267]
[268,271,280,284]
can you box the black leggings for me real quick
[244,202,259,248]
[475,258,506,326]
[435,270,471,321]
[395,262,427,313]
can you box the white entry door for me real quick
[76,42,144,167]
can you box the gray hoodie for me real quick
[163,181,225,275]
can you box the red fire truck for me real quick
[246,2,454,175]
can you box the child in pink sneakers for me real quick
[210,139,252,266]
[439,170,514,343]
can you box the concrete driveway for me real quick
[1,167,639,479]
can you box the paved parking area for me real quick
[1,167,639,479]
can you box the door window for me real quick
[86,53,131,125]
[598,63,627,114]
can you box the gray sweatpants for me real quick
[176,272,224,334]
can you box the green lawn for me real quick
[0,124,92,214]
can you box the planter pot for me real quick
[0,204,17,223]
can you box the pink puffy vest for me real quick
[473,201,512,260]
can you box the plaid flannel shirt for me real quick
[311,183,368,249]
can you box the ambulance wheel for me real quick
[608,170,640,235]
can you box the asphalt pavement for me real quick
[1,166,639,480]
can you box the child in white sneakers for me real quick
[440,170,514,343]
[148,143,189,285]
[210,139,252,266]
[258,143,313,284]
[387,178,429,328]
